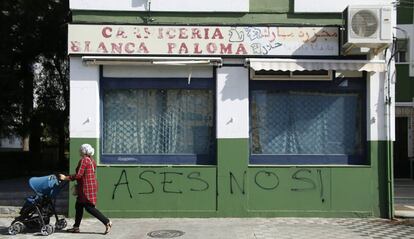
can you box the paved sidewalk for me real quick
[1,217,414,239]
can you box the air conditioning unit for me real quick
[342,5,393,55]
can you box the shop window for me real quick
[249,78,366,165]
[101,77,215,165]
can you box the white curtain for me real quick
[103,89,213,155]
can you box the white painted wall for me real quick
[216,67,249,139]
[367,70,395,141]
[70,0,249,12]
[367,71,385,141]
[365,4,396,142]
[70,57,100,138]
[103,65,213,78]
[294,0,392,13]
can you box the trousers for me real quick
[74,201,110,227]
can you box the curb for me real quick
[0,206,20,218]
[395,210,414,218]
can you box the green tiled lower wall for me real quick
[69,138,392,218]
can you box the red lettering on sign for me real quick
[158,28,164,39]
[166,28,176,39]
[116,28,127,38]
[204,29,210,39]
[136,28,150,39]
[111,43,122,54]
[102,27,112,38]
[97,42,108,53]
[125,43,135,53]
[220,43,232,54]
[179,43,189,54]
[135,28,142,38]
[191,28,202,39]
[84,41,91,52]
[212,28,224,39]
[236,43,247,55]
[194,43,202,54]
[70,41,80,52]
[207,43,217,53]
[168,43,176,53]
[138,42,149,53]
[143,28,150,39]
[179,28,188,39]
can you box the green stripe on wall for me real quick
[249,0,290,12]
[69,138,392,218]
[373,141,394,218]
[217,139,249,217]
[71,0,342,25]
[71,11,342,26]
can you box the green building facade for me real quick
[395,1,414,180]
[68,0,396,218]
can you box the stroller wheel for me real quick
[40,224,54,236]
[55,219,67,230]
[8,221,24,235]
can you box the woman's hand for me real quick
[58,174,68,181]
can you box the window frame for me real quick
[248,73,367,165]
[99,67,217,165]
[395,38,409,64]
[250,69,333,81]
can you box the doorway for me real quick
[394,117,410,178]
[393,116,414,217]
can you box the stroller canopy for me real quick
[29,175,60,197]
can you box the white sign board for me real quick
[68,25,339,56]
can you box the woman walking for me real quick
[59,144,112,234]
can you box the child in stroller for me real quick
[8,174,67,236]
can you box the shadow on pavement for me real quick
[0,226,8,235]
[0,225,103,236]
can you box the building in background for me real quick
[0,135,22,151]
[395,1,414,179]
[68,0,396,218]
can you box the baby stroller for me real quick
[8,175,67,236]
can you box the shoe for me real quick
[67,227,80,233]
[104,221,112,234]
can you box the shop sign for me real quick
[68,25,339,56]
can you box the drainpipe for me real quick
[385,29,398,219]
[385,47,395,219]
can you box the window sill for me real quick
[249,154,367,165]
[97,164,217,168]
[99,154,216,165]
[248,164,371,168]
